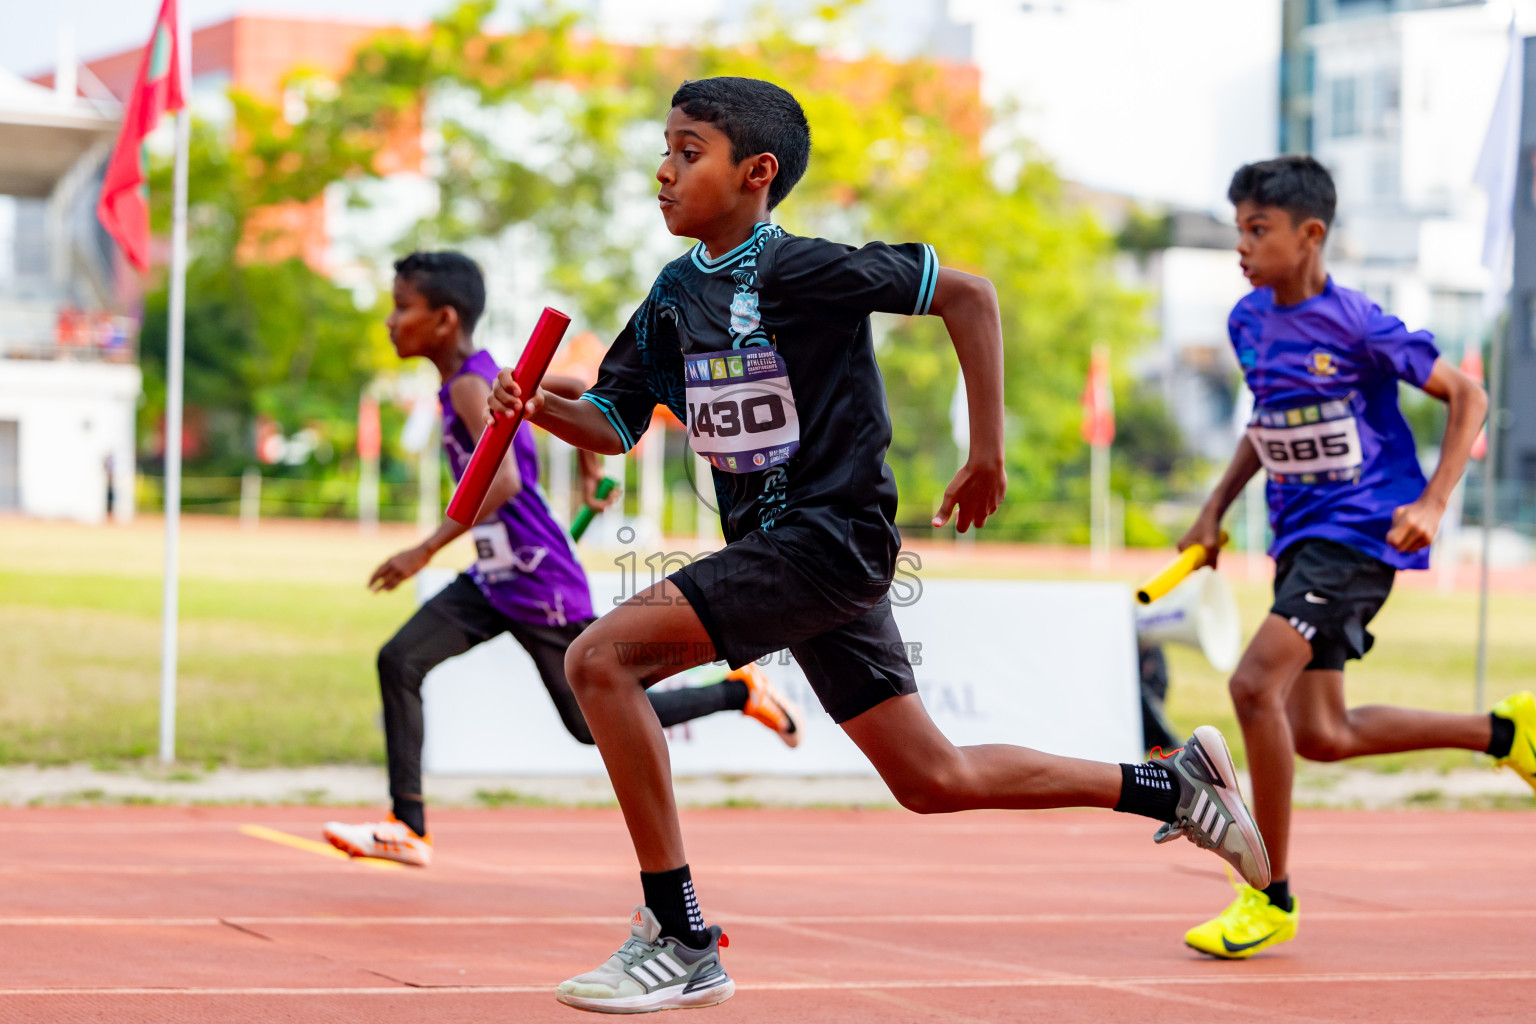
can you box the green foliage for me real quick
[142,100,390,478]
[136,256,389,475]
[1116,206,1173,255]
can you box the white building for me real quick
[1304,0,1536,353]
[0,65,137,523]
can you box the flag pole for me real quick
[1469,18,1522,716]
[1474,314,1505,715]
[158,18,191,765]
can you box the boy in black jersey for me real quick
[490,77,1269,1013]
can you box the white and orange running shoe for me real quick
[730,662,804,748]
[322,814,433,867]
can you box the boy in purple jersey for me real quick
[491,78,1271,1014]
[321,251,805,868]
[1178,155,1536,959]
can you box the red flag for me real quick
[1080,345,1115,447]
[1462,347,1489,460]
[97,0,185,272]
[358,396,381,461]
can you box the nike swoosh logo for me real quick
[1222,930,1279,953]
[1304,592,1328,604]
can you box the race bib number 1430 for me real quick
[683,347,800,473]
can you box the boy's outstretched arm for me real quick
[928,267,1007,532]
[488,369,627,456]
[1386,358,1488,553]
[369,375,523,593]
[1180,436,1264,569]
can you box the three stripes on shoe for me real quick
[626,951,730,993]
[627,949,691,988]
[1188,788,1229,846]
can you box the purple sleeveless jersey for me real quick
[440,350,594,626]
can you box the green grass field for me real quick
[1,516,1532,770]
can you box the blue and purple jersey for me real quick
[440,350,594,626]
[1229,278,1441,571]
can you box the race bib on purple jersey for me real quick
[470,521,551,583]
[683,347,800,473]
[1247,394,1364,485]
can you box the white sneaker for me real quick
[1152,725,1270,889]
[556,906,734,1013]
[321,814,432,867]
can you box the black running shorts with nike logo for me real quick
[668,527,918,724]
[1270,538,1396,671]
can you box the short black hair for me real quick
[670,77,811,210]
[393,251,486,335]
[1228,155,1336,231]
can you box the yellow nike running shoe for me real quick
[1185,880,1298,960]
[1491,691,1536,793]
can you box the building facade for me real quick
[1283,0,1536,499]
[0,65,136,523]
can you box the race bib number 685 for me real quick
[684,347,800,473]
[1247,396,1363,484]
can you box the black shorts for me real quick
[1271,538,1395,672]
[669,529,917,724]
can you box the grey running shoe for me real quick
[556,906,734,1014]
[1152,725,1272,889]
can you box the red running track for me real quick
[0,805,1532,1023]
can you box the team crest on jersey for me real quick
[730,285,761,336]
[1306,350,1340,376]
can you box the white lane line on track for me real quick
[7,971,1536,996]
[0,859,1492,877]
[0,908,1523,927]
[6,819,1534,837]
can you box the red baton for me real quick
[445,306,571,525]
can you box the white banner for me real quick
[420,569,1142,776]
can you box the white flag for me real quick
[400,397,437,454]
[1474,16,1525,320]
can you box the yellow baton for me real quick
[1136,531,1230,605]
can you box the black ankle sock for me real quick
[392,797,426,837]
[640,864,710,949]
[1262,878,1293,912]
[1487,712,1515,759]
[720,677,749,711]
[1113,761,1179,823]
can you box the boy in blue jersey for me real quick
[491,77,1272,1013]
[1178,155,1535,959]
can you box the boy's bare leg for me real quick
[841,692,1123,812]
[1286,670,1492,761]
[563,579,717,872]
[1228,615,1314,883]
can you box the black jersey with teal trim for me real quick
[581,223,938,583]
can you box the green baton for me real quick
[570,476,617,541]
